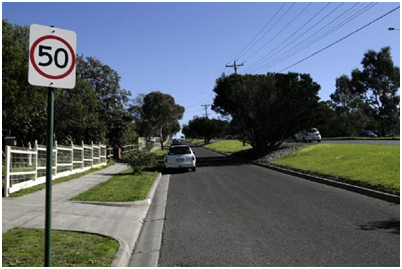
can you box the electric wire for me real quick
[241,2,312,64]
[244,2,359,73]
[277,5,400,72]
[248,2,378,73]
[242,2,332,72]
[227,2,287,64]
[230,2,296,65]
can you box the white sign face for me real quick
[28,24,76,89]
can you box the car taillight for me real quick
[192,155,195,161]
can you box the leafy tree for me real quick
[213,73,320,151]
[351,47,400,136]
[140,91,184,150]
[76,55,135,147]
[330,75,371,136]
[54,79,107,144]
[2,20,47,146]
[185,117,229,143]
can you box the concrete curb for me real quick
[202,147,400,204]
[71,172,163,267]
[71,173,162,207]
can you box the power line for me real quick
[242,2,312,63]
[184,93,214,109]
[244,2,356,73]
[177,90,212,103]
[233,2,296,63]
[227,2,287,64]
[278,5,400,72]
[242,2,332,72]
[249,2,378,73]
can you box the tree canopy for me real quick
[212,73,320,151]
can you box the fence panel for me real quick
[3,141,109,197]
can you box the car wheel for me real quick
[191,167,196,172]
[303,137,306,143]
[318,140,321,143]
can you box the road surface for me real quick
[159,146,399,266]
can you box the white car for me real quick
[294,128,321,142]
[164,145,196,171]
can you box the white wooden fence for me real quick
[3,141,110,197]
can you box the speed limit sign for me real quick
[28,24,76,89]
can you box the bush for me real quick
[123,145,156,174]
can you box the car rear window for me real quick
[168,147,191,155]
[308,128,318,133]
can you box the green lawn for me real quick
[154,148,167,158]
[205,140,252,153]
[323,137,400,140]
[71,168,158,202]
[2,228,119,267]
[274,144,400,191]
[9,162,116,198]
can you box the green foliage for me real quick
[2,228,119,267]
[123,145,157,174]
[213,73,320,151]
[184,117,229,143]
[139,91,184,150]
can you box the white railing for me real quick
[3,140,108,197]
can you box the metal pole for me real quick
[45,87,54,267]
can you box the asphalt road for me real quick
[159,146,399,267]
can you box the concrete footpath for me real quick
[2,162,160,267]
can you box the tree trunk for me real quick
[160,127,164,150]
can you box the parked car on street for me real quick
[359,131,377,137]
[164,145,196,171]
[172,139,181,145]
[293,128,321,142]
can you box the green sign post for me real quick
[28,24,76,267]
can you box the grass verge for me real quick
[322,137,399,140]
[274,144,400,192]
[205,140,252,153]
[2,227,119,267]
[9,161,116,198]
[71,167,158,202]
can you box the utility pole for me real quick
[201,104,210,118]
[226,60,244,74]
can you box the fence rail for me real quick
[3,140,109,197]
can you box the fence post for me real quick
[34,140,38,181]
[28,142,32,166]
[71,141,74,172]
[91,141,94,168]
[3,146,11,197]
[54,140,58,176]
[81,141,85,169]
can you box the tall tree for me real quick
[77,55,134,147]
[185,117,229,143]
[141,91,184,150]
[213,73,320,151]
[330,75,370,136]
[351,47,400,136]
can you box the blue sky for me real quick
[2,2,400,136]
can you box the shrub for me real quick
[123,145,156,174]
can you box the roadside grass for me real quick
[2,227,119,267]
[71,167,158,202]
[8,161,116,198]
[188,139,205,146]
[322,137,399,140]
[274,144,400,191]
[205,140,252,153]
[154,148,167,158]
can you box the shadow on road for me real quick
[359,218,400,234]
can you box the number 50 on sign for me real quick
[29,24,76,89]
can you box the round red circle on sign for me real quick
[29,35,76,80]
